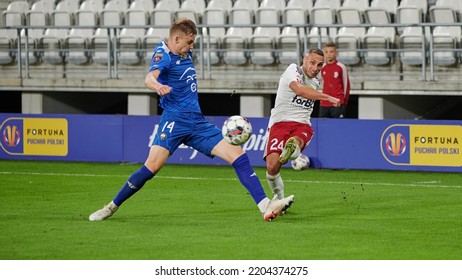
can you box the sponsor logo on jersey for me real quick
[153,53,163,62]
[290,96,315,110]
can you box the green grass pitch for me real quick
[0,159,461,260]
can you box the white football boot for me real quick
[263,195,295,221]
[89,201,118,221]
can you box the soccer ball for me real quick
[222,115,252,145]
[291,154,310,170]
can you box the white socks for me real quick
[266,172,284,200]
[257,197,271,213]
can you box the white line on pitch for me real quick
[0,171,461,189]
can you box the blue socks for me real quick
[112,155,265,207]
[232,153,267,204]
[113,165,154,206]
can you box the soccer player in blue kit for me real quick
[89,18,294,222]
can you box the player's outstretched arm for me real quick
[289,81,340,107]
[144,70,172,96]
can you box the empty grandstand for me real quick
[1,0,461,120]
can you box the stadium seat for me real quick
[4,0,30,11]
[146,0,176,61]
[232,0,260,14]
[367,0,398,22]
[98,0,127,28]
[277,7,308,65]
[286,0,314,12]
[363,26,396,65]
[30,0,55,13]
[222,8,253,65]
[259,0,286,12]
[362,1,398,66]
[429,4,458,24]
[155,0,180,11]
[307,7,336,49]
[19,10,48,65]
[396,0,428,33]
[431,23,460,66]
[91,0,128,65]
[117,8,148,65]
[249,8,280,65]
[40,10,71,65]
[143,9,173,63]
[206,0,233,11]
[364,7,391,25]
[0,1,30,65]
[428,0,461,66]
[334,8,365,65]
[127,0,154,12]
[0,38,15,65]
[313,0,342,11]
[434,0,462,21]
[79,0,105,13]
[396,6,423,35]
[66,9,98,65]
[341,0,369,12]
[175,0,206,23]
[309,0,341,45]
[196,8,227,65]
[399,26,426,66]
[2,0,29,28]
[398,0,428,15]
[54,0,80,12]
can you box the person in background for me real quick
[319,42,350,118]
[89,18,294,223]
[265,49,340,201]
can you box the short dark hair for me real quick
[308,48,324,57]
[170,18,197,37]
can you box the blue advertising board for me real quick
[0,113,461,172]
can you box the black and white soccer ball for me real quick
[291,154,310,170]
[222,115,252,146]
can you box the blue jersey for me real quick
[148,42,222,157]
[148,41,201,113]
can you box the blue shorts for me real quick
[153,111,223,158]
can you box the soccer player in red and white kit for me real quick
[264,49,340,200]
[319,42,350,118]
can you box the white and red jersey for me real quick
[320,60,350,107]
[268,63,321,128]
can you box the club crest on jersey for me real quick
[160,132,167,141]
[153,53,163,62]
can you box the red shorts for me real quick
[264,121,314,160]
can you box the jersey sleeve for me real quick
[284,63,303,86]
[339,62,351,106]
[147,42,170,74]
